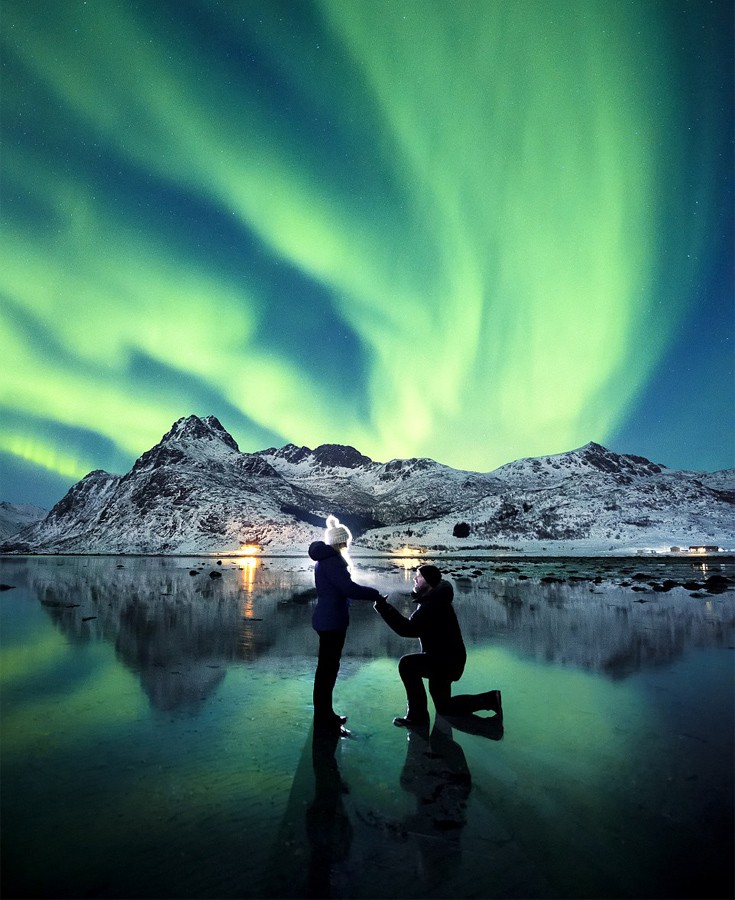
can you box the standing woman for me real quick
[308,515,383,729]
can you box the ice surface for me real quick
[0,555,733,898]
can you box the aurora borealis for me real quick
[1,0,732,507]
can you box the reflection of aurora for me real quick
[1,1,731,506]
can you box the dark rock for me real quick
[0,584,16,591]
[209,571,222,579]
[705,575,731,593]
[311,444,373,469]
[632,573,651,581]
[259,443,312,464]
[235,455,281,478]
[189,570,198,576]
[647,579,680,592]
[578,442,664,477]
[289,588,318,604]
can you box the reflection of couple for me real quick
[304,711,500,898]
[308,515,503,733]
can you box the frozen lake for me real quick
[1,554,733,899]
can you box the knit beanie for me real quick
[325,514,352,547]
[417,564,442,587]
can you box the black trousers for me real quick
[313,629,347,722]
[398,652,489,722]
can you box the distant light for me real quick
[392,546,426,575]
[239,544,262,554]
[236,550,261,594]
[394,546,424,558]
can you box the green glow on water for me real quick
[0,631,71,688]
[1,656,145,757]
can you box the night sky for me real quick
[2,0,733,508]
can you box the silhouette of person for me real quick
[305,725,352,898]
[308,515,383,730]
[374,564,503,727]
[396,716,472,883]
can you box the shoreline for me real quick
[2,551,734,561]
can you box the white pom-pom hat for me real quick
[325,514,352,547]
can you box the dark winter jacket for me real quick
[308,541,382,631]
[374,579,467,680]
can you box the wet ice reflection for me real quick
[0,555,733,898]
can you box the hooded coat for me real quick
[308,541,382,631]
[375,579,467,681]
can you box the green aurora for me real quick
[1,0,732,505]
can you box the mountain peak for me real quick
[311,444,373,469]
[161,415,239,452]
[490,441,669,482]
[256,443,374,469]
[573,442,666,476]
[260,444,314,464]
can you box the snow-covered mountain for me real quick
[0,502,48,540]
[2,416,733,554]
[362,442,735,554]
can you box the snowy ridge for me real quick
[2,415,733,554]
[254,444,499,526]
[0,502,48,540]
[488,441,669,484]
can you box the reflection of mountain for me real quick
[28,559,310,711]
[14,558,735,716]
[470,576,735,678]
